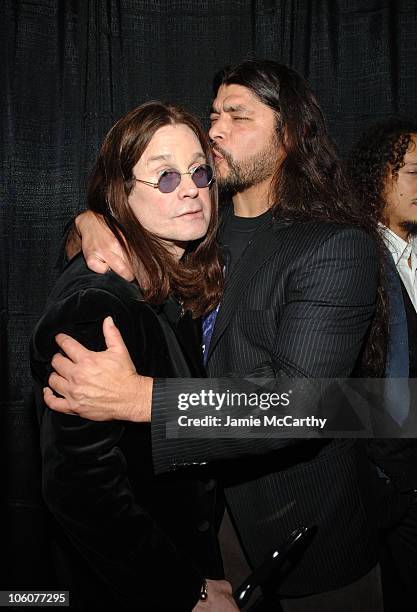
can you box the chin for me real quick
[179,222,210,242]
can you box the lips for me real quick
[178,209,204,218]
[212,149,224,161]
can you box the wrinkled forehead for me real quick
[136,123,206,170]
[211,83,266,113]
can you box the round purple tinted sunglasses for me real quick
[133,163,214,194]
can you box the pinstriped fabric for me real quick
[151,218,380,595]
[208,220,378,379]
[224,440,377,595]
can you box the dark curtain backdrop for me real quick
[1,0,416,588]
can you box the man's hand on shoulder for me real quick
[74,210,134,281]
[44,316,152,422]
[192,580,239,612]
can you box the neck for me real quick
[232,179,272,217]
[387,223,409,242]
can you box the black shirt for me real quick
[220,209,271,274]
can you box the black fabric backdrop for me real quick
[1,0,416,589]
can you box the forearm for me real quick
[151,376,301,475]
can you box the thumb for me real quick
[103,316,128,354]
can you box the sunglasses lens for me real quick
[158,171,181,193]
[192,164,213,188]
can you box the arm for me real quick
[31,289,206,610]
[45,228,379,472]
[70,211,134,280]
[151,226,380,471]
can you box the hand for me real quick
[75,211,134,281]
[192,580,239,611]
[43,316,152,422]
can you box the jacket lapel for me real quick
[206,217,292,362]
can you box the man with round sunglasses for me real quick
[45,60,384,610]
[31,101,237,612]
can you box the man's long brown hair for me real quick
[87,101,223,317]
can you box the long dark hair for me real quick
[214,59,387,375]
[87,101,223,318]
[214,59,372,228]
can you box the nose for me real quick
[177,174,198,199]
[208,114,228,143]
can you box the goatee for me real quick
[399,220,417,237]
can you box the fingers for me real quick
[43,387,75,415]
[48,370,69,398]
[108,253,135,282]
[102,317,129,353]
[54,333,90,362]
[76,211,134,281]
[85,253,111,274]
[51,352,75,378]
[85,250,134,281]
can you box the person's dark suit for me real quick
[151,206,380,597]
[367,254,417,612]
[30,254,223,611]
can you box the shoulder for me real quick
[275,220,378,257]
[49,253,143,306]
[43,254,148,332]
[31,255,150,365]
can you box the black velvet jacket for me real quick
[30,254,223,611]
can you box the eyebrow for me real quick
[210,104,253,115]
[147,154,172,164]
[147,152,206,167]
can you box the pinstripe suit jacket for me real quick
[152,205,380,596]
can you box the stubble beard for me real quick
[215,135,280,198]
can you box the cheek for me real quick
[231,130,266,162]
[130,194,172,233]
[399,175,417,196]
[384,182,401,211]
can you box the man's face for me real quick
[384,133,417,239]
[129,124,211,259]
[209,84,281,195]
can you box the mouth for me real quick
[178,209,204,219]
[212,148,225,163]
